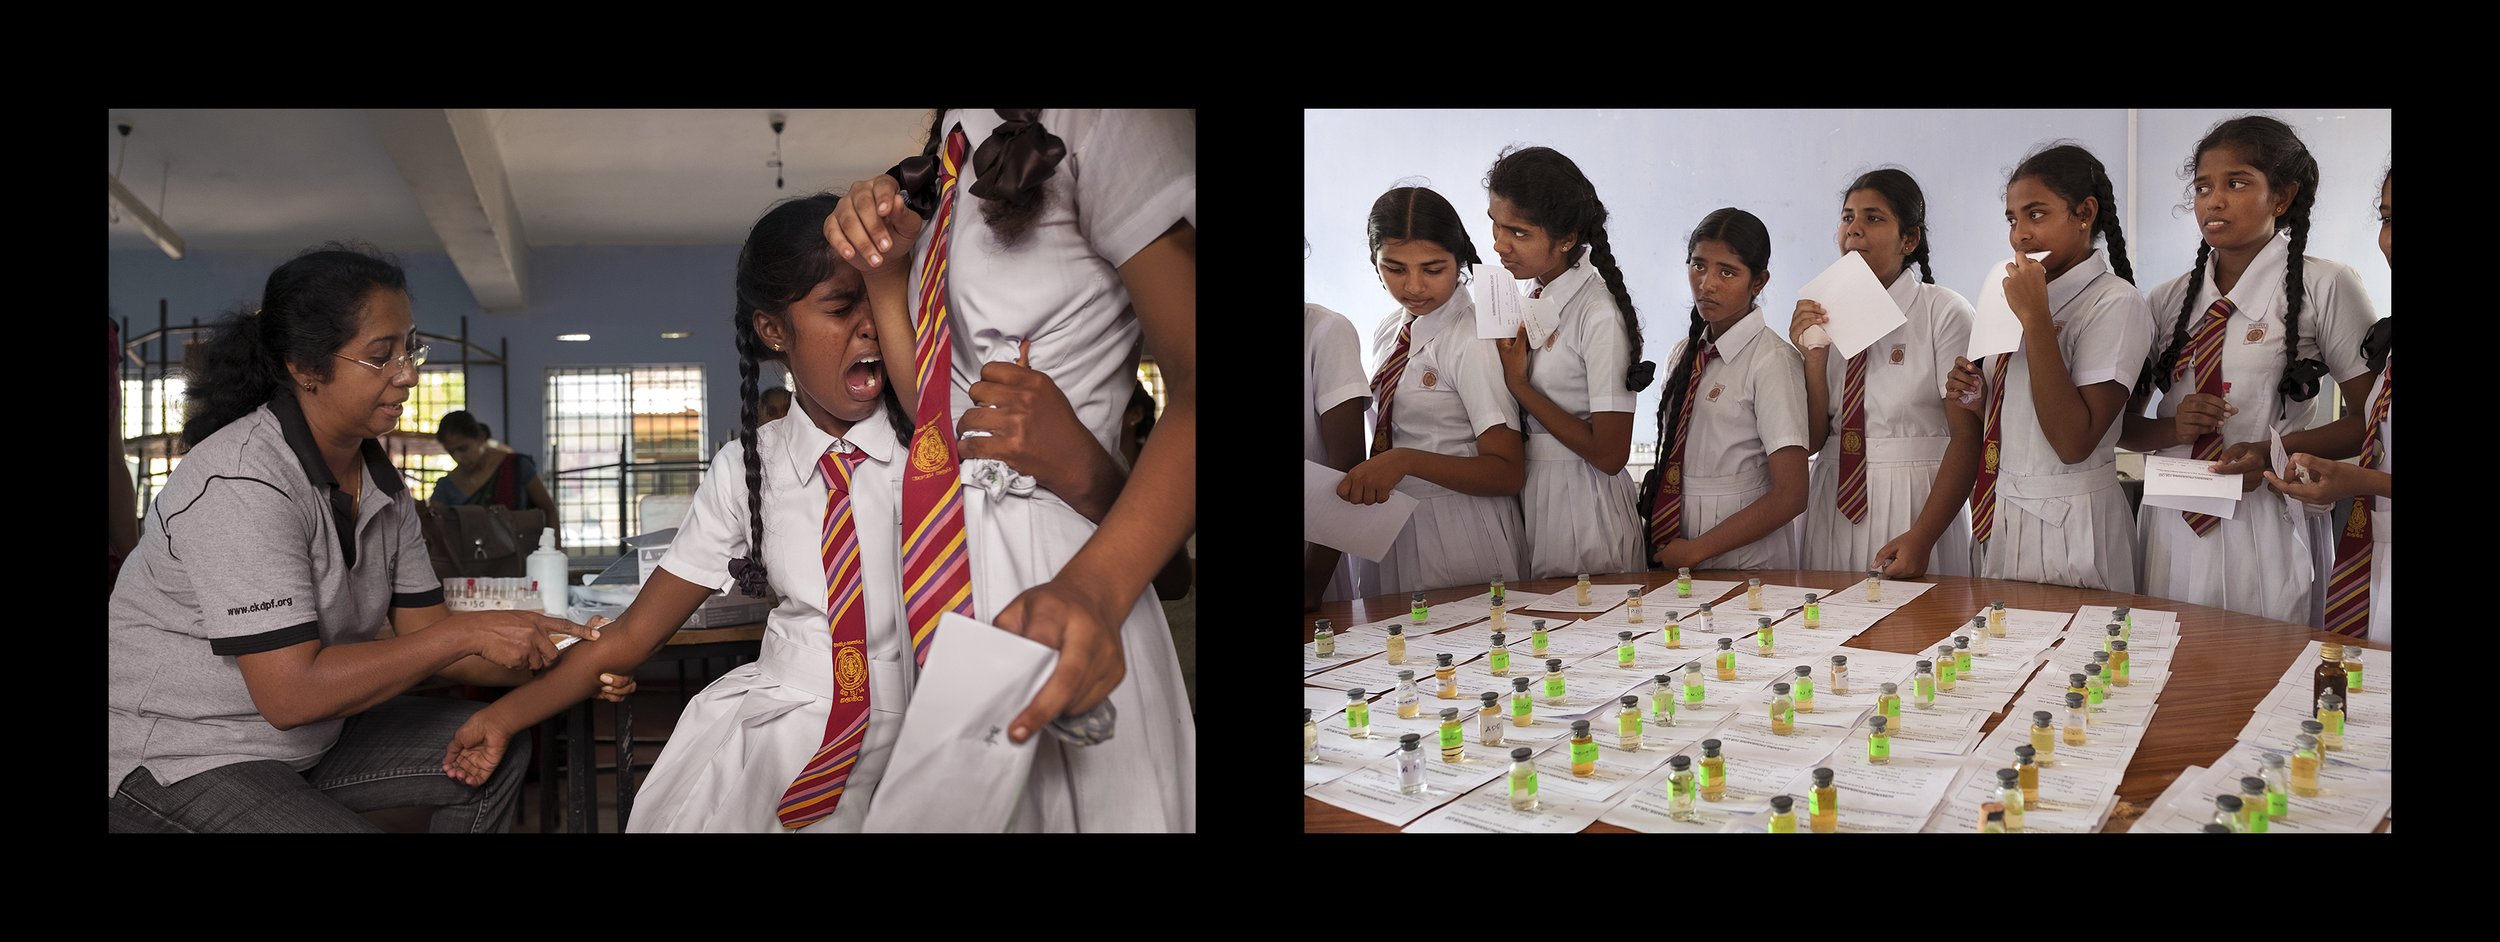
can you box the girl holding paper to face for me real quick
[1944,144,2150,592]
[2122,116,2377,624]
[1639,208,1810,572]
[1341,184,1527,594]
[1791,168,1981,579]
[1485,146,1652,580]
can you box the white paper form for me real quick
[1970,722,2128,808]
[1882,706,1988,757]
[1797,251,1909,359]
[2275,640,2392,695]
[1731,624,1851,665]
[1316,702,1445,747]
[1404,770,1619,834]
[1966,251,2055,360]
[2138,455,2244,520]
[1356,598,1494,634]
[1975,605,2081,638]
[1821,576,1941,612]
[1784,748,1966,818]
[1645,578,1744,610]
[1599,768,1761,834]
[1402,625,1505,660]
[1484,622,1633,665]
[2072,604,2179,632]
[1711,718,1851,773]
[2139,760,2388,833]
[1567,650,1714,706]
[1784,602,1897,638]
[1305,745,1511,828]
[1306,686,1353,724]
[1302,460,1420,561]
[1524,732,1685,805]
[2010,680,2158,734]
[1303,633,1391,676]
[1470,267,1558,347]
[2254,680,2391,729]
[1303,653,1430,696]
[1718,583,1841,619]
[2205,742,2393,830]
[860,612,1057,832]
[1928,766,2119,833]
[1305,735,1404,790]
[1509,581,1658,615]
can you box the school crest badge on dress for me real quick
[1889,344,1906,365]
[1707,383,1725,402]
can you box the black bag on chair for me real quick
[421,504,547,580]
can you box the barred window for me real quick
[545,365,707,554]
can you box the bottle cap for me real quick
[1621,695,1639,708]
[2321,692,2344,709]
[1440,707,1459,721]
[2113,606,2131,616]
[1399,733,1420,749]
[1940,645,1956,655]
[1773,682,1791,694]
[1997,768,2019,784]
[1795,666,1812,676]
[1832,655,1848,665]
[2094,651,2110,662]
[1867,568,1880,577]
[1512,747,1534,762]
[1769,795,1793,812]
[1700,602,1714,612]
[1546,659,1564,672]
[1748,577,1762,586]
[1513,677,1532,691]
[2262,753,2287,769]
[1413,592,1425,601]
[1679,567,1691,576]
[1718,638,1734,649]
[2070,673,2088,687]
[1304,708,1313,722]
[1628,586,1641,597]
[1490,632,1505,645]
[1869,715,1888,731]
[1654,674,1673,685]
[1916,659,1933,670]
[2065,693,2085,707]
[2086,663,2102,676]
[1398,670,1415,682]
[1533,619,1547,630]
[1579,573,1590,580]
[1316,619,1333,632]
[1436,653,1453,665]
[2014,745,2035,762]
[2113,640,2129,651]
[2301,720,2324,734]
[2107,624,2122,635]
[1571,719,1591,735]
[2033,711,2053,727]
[1805,593,1819,602]
[1481,691,1500,705]
[2203,823,2232,833]
[1670,755,1691,770]
[1992,600,2005,609]
[1989,809,2007,823]
[1955,636,1970,646]
[1619,631,1634,641]
[1702,739,1722,755]
[2216,794,2242,812]
[1813,768,1833,786]
[2320,642,2345,660]
[1348,688,1367,699]
[1759,617,1773,627]
[2296,734,2320,750]
[2241,776,2266,793]
[1880,682,1898,694]
[1971,616,1986,627]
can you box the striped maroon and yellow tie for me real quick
[898,124,977,671]
[1648,343,1718,550]
[1369,318,1412,458]
[1968,354,2014,544]
[2177,298,2235,536]
[2323,357,2391,637]
[1835,350,1870,524]
[776,447,873,828]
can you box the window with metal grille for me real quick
[545,364,707,555]
[390,370,468,501]
[119,369,467,516]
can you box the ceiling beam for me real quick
[366,109,530,311]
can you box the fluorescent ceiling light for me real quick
[660,331,691,340]
[556,333,592,342]
[109,173,185,260]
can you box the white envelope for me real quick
[1796,251,1906,359]
[859,612,1058,832]
[1966,252,2054,359]
[1473,266,1558,346]
[2138,455,2240,520]
[1304,459,1419,561]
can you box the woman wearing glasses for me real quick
[108,243,619,832]
[428,409,558,538]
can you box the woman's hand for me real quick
[1789,299,1831,359]
[958,348,1123,522]
[994,579,1129,745]
[2208,440,2268,493]
[1337,450,1409,505]
[1497,324,1532,390]
[1945,356,1987,414]
[1651,537,1705,571]
[825,175,925,275]
[1871,530,1936,579]
[467,611,598,672]
[2170,392,2237,448]
[442,710,512,787]
[2265,454,2388,507]
[2004,255,2052,332]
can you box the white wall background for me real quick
[1304,108,2392,465]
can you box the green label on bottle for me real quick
[1489,650,1509,672]
[2326,713,2344,735]
[1700,764,1718,787]
[1719,653,1734,671]
[1621,714,1641,738]
[1678,578,1692,597]
[1684,684,1704,704]
[1673,776,1694,799]
[2249,806,2270,833]
[1883,698,1899,719]
[1572,741,1597,766]
[1782,704,1795,725]
[1512,771,1536,797]
[1546,677,1565,698]
[1870,735,1889,759]
[1532,632,1548,655]
[1957,653,1971,673]
[1347,704,1367,727]
[2268,790,2287,817]
[1412,607,1426,623]
[1797,679,1812,698]
[1620,646,1635,666]
[1666,623,1680,644]
[1917,677,1934,699]
[2089,684,2104,706]
[1806,603,1819,622]
[1939,662,1955,683]
[1513,696,1531,717]
[1440,726,1461,749]
[2346,668,2362,692]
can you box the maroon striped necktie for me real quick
[1369,318,1412,458]
[1969,354,2015,544]
[1649,343,1718,548]
[2323,358,2391,637]
[2176,298,2235,536]
[1835,351,1870,523]
[776,447,872,828]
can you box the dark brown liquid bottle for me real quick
[2313,643,2346,718]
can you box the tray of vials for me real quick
[444,577,552,612]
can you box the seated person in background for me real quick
[430,410,558,541]
[759,385,793,424]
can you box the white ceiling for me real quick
[106,108,933,254]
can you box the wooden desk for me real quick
[539,624,763,834]
[1304,571,2384,833]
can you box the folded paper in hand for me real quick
[860,611,1059,832]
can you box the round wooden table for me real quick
[1304,570,2384,833]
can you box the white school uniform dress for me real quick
[917,108,1196,831]
[2358,351,2392,646]
[1306,302,1374,600]
[1971,249,2153,592]
[628,409,912,833]
[2139,233,2375,623]
[1368,289,1526,595]
[1664,303,1809,571]
[1518,261,1644,580]
[1802,273,1976,576]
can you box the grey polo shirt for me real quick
[107,395,444,796]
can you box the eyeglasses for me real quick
[334,343,429,376]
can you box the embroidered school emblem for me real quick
[1889,344,1906,365]
[1666,463,1681,489]
[2344,501,2369,539]
[1984,441,1999,472]
[911,424,950,474]
[1707,383,1725,402]
[2245,325,2267,344]
[1421,369,1438,388]
[835,643,868,703]
[1843,431,1862,454]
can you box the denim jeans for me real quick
[109,695,531,833]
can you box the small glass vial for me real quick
[1344,688,1371,739]
[1755,617,1776,657]
[2212,794,2245,833]
[1410,592,1428,625]
[2291,734,2323,796]
[2062,693,2087,746]
[1626,587,1645,624]
[1312,619,1334,658]
[1697,601,1716,634]
[1769,682,1795,736]
[1666,755,1698,821]
[1864,568,1882,602]
[1576,572,1593,606]
[2112,606,2133,641]
[2030,711,2056,766]
[1397,734,1425,794]
[1715,637,1738,681]
[1435,652,1458,699]
[2317,692,2346,752]
[2313,644,2345,719]
[1650,674,1677,728]
[2013,745,2039,804]
[1489,575,1506,605]
[1542,658,1568,705]
[1487,632,1511,677]
[1791,665,1815,714]
[1952,635,1973,677]
[1866,715,1891,765]
[2104,623,2121,654]
[1383,623,1405,665]
[1801,593,1822,629]
[1676,566,1694,598]
[1511,676,1535,728]
[1488,592,1507,632]
[1395,669,1420,719]
[1304,709,1317,763]
[1967,617,1990,657]
[2066,672,2088,710]
[2110,640,2131,687]
[2260,753,2291,819]
[1767,794,1797,833]
[2343,646,2364,694]
[1876,682,1901,732]
[1682,662,1707,707]
[1988,600,2008,637]
[1698,739,1728,802]
[1746,576,1765,611]
[1934,645,1958,691]
[1913,661,1936,709]
[1508,746,1539,811]
[1617,695,1643,752]
[2085,662,2108,711]
[2239,775,2270,833]
[1530,618,1550,657]
[2201,823,2231,834]
[1569,720,1597,778]
[1479,692,1505,748]
[1438,707,1465,764]
[1829,655,1850,695]
[1997,768,2026,832]
[1617,630,1637,668]
[1660,611,1682,649]
[1983,808,2006,833]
